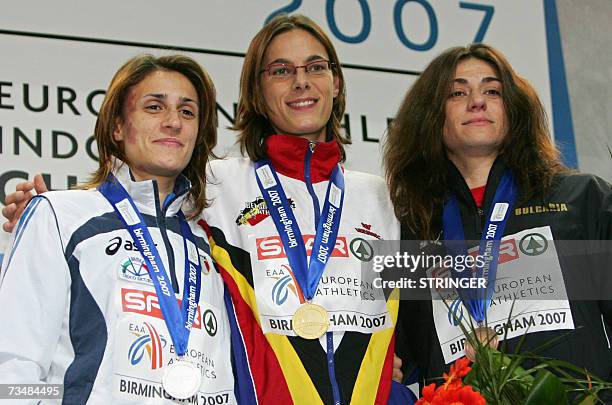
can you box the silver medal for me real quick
[162,360,201,400]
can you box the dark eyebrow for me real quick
[267,55,328,65]
[305,55,328,63]
[267,58,291,65]
[143,93,197,104]
[144,93,166,99]
[180,96,198,104]
[452,76,501,84]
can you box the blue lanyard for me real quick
[254,159,344,300]
[99,174,202,356]
[442,170,517,324]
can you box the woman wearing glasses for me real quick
[202,14,408,405]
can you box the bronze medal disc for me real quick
[292,303,330,339]
[464,326,499,361]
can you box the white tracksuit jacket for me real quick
[0,163,235,405]
[202,134,401,405]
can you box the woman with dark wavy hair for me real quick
[385,44,612,397]
[385,44,566,239]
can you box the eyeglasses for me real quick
[260,60,335,79]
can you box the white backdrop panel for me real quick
[0,0,562,253]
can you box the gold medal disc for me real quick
[464,326,499,361]
[292,303,330,339]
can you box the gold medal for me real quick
[292,303,330,339]
[464,326,499,361]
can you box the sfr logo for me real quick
[121,288,201,329]
[256,235,349,260]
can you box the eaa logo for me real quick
[119,257,151,285]
[447,297,464,326]
[127,322,167,370]
[267,264,302,305]
[122,288,201,329]
[106,236,139,256]
[256,235,349,260]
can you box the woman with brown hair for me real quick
[203,14,408,404]
[0,54,236,403]
[385,44,611,396]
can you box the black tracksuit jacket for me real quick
[396,158,612,398]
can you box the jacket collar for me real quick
[447,155,510,212]
[111,159,191,217]
[264,134,341,183]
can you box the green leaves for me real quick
[576,395,598,405]
[462,345,611,404]
[464,346,531,404]
[524,370,568,405]
[439,298,611,404]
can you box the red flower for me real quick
[436,385,486,405]
[416,358,485,405]
[415,384,437,405]
[416,384,485,405]
[442,357,472,391]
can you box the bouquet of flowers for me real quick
[416,318,612,405]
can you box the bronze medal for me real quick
[464,326,499,361]
[292,303,330,339]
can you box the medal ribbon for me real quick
[442,170,517,324]
[99,174,202,356]
[254,159,344,300]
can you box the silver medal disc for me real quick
[162,360,201,400]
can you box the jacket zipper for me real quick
[477,207,484,238]
[153,181,179,293]
[304,141,322,225]
[304,140,341,405]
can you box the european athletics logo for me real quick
[270,264,304,305]
[447,297,464,326]
[128,322,167,370]
[272,275,297,305]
